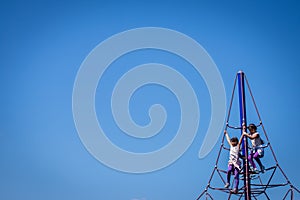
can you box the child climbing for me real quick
[242,123,265,173]
[224,130,243,194]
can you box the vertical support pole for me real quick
[237,71,251,200]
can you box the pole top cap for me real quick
[238,70,244,74]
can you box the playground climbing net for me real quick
[196,72,299,200]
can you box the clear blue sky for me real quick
[0,0,299,199]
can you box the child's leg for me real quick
[227,164,233,183]
[234,167,240,190]
[253,151,263,169]
[248,152,256,169]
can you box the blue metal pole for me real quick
[237,71,251,200]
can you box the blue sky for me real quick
[0,0,299,199]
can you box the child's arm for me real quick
[224,130,232,147]
[238,135,244,149]
[242,132,259,139]
[238,125,246,149]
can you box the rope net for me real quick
[196,73,299,200]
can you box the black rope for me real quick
[251,183,289,188]
[226,122,262,130]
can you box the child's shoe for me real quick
[231,188,238,194]
[251,168,259,174]
[224,183,230,188]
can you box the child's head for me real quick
[248,123,257,134]
[230,137,238,146]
